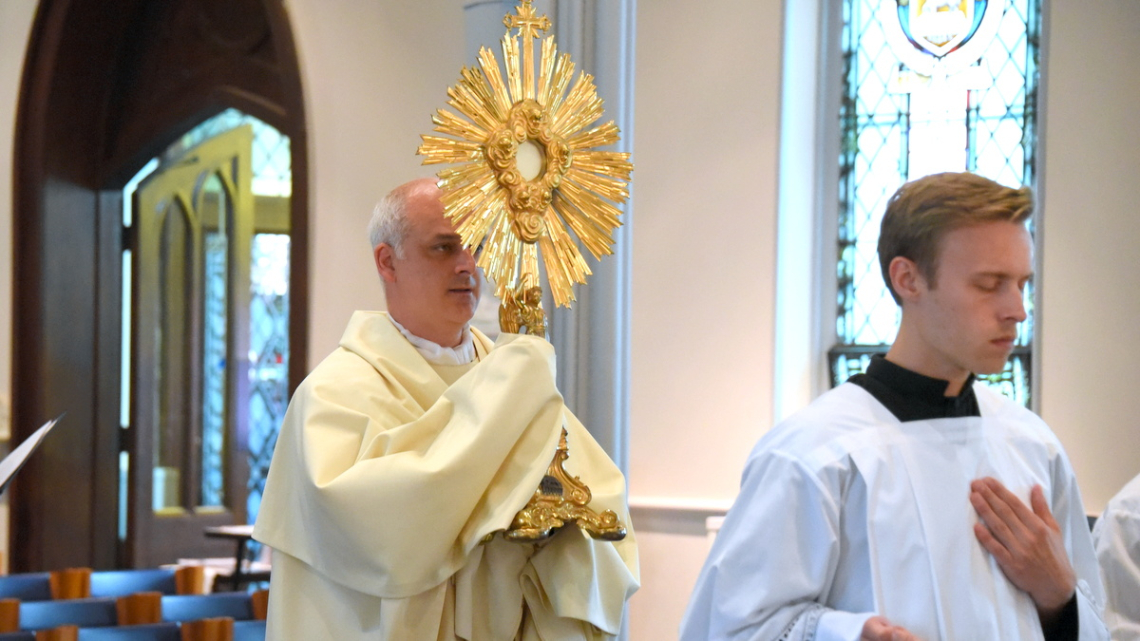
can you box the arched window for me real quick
[122,110,292,540]
[829,0,1040,405]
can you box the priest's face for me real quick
[904,220,1032,380]
[375,182,480,347]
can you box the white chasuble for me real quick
[253,312,638,640]
[680,383,1107,641]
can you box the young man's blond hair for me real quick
[878,172,1033,303]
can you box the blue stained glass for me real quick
[177,109,292,523]
[834,0,1040,405]
[201,231,228,507]
[246,233,290,524]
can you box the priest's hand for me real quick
[861,616,921,641]
[970,477,1077,622]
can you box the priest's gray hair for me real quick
[368,190,410,258]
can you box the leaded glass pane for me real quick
[155,199,193,512]
[981,348,1031,405]
[170,109,292,198]
[200,174,231,509]
[173,108,293,524]
[833,0,1039,405]
[247,233,291,522]
[201,229,228,507]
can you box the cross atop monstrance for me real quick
[505,0,549,102]
[505,0,550,40]
[418,0,631,543]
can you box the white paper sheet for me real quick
[0,415,60,494]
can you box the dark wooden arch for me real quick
[11,0,309,572]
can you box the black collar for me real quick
[848,355,980,422]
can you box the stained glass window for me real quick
[247,233,290,522]
[173,109,292,198]
[174,109,292,523]
[831,0,1039,406]
[119,109,291,550]
[201,224,229,507]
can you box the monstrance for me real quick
[417,0,630,543]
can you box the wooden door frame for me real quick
[11,0,309,572]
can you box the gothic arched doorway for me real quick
[11,0,308,572]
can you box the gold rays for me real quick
[417,0,631,308]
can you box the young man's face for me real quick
[377,186,481,345]
[908,221,1032,379]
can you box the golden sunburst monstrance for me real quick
[418,0,630,545]
[417,0,632,312]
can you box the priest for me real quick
[680,172,1108,641]
[253,177,638,640]
[1092,472,1140,639]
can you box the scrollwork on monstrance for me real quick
[417,0,629,544]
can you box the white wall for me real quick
[627,0,783,636]
[1038,0,1140,513]
[630,0,781,503]
[283,0,468,364]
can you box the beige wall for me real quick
[626,0,782,636]
[1038,0,1140,513]
[0,1,37,419]
[630,0,781,503]
[283,1,468,363]
[0,0,1138,636]
[0,0,40,574]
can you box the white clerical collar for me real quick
[388,316,476,365]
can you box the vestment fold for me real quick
[680,382,1106,641]
[254,312,638,639]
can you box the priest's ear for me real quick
[888,255,926,304]
[374,244,398,284]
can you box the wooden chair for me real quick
[18,598,117,631]
[33,625,77,641]
[114,593,162,627]
[170,570,204,598]
[0,599,20,633]
[160,595,250,625]
[76,623,180,641]
[1,589,173,633]
[178,618,231,641]
[48,571,91,601]
[77,568,204,602]
[0,575,52,602]
[90,568,203,601]
[89,572,169,602]
[230,621,264,641]
[247,592,266,623]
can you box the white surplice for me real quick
[681,382,1108,641]
[1093,473,1140,641]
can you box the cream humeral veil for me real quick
[253,312,638,639]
